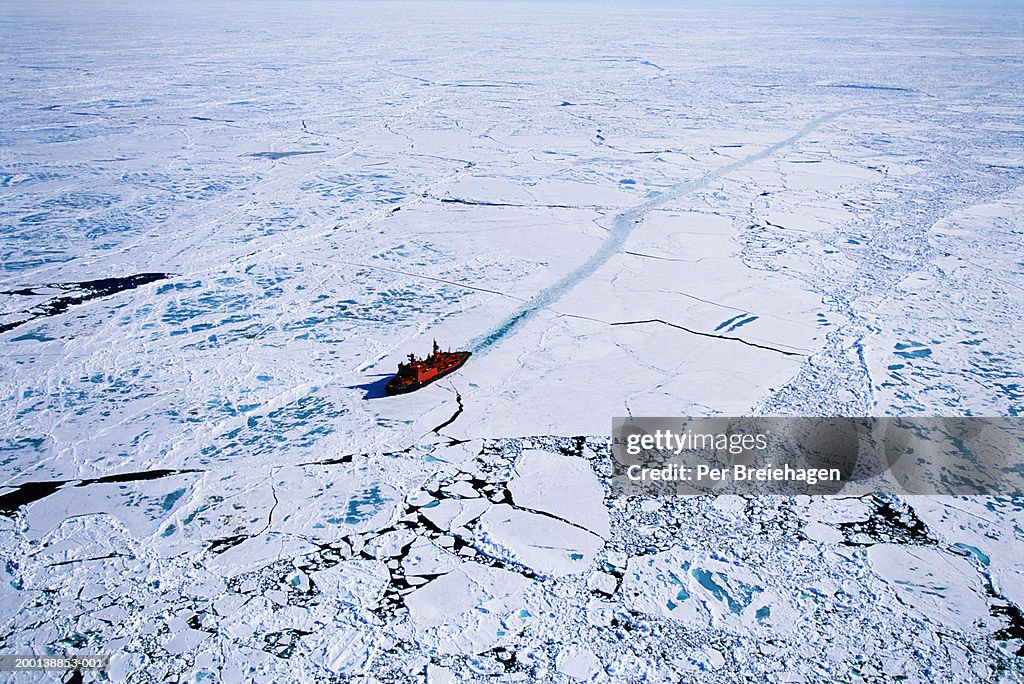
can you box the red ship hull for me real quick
[385,348,471,395]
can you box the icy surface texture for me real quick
[1,2,1023,682]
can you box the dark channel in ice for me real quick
[0,273,171,335]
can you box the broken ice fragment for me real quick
[475,504,603,578]
[508,449,610,538]
[555,646,601,681]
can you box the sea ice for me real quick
[1,2,1022,681]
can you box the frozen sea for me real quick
[1,1,1023,682]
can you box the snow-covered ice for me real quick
[1,1,1023,682]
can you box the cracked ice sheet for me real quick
[2,2,1024,683]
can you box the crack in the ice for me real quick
[508,500,609,541]
[623,250,703,263]
[295,453,354,467]
[49,553,122,568]
[439,197,588,210]
[261,480,281,537]
[610,318,806,357]
[244,150,325,160]
[0,468,202,516]
[431,392,464,434]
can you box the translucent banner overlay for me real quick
[611,417,1024,496]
